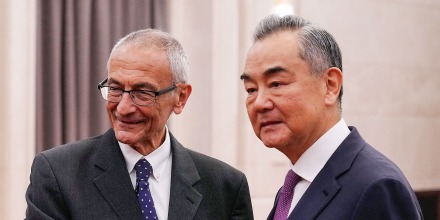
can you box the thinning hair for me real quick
[253,15,343,107]
[109,29,189,83]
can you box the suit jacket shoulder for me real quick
[294,127,423,219]
[268,127,423,220]
[26,129,143,220]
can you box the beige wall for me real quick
[168,0,440,218]
[0,0,36,219]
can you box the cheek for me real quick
[138,106,163,125]
[106,103,116,116]
[245,102,256,120]
[106,102,115,109]
[245,104,260,134]
[283,96,321,126]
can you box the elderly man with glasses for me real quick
[26,29,254,220]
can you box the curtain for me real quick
[36,0,168,152]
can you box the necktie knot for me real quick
[135,159,153,182]
[281,170,301,194]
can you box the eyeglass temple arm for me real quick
[97,78,108,90]
[155,84,177,96]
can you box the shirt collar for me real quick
[119,126,172,182]
[291,119,350,182]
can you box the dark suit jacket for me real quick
[26,129,253,220]
[267,127,423,220]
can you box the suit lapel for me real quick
[167,133,203,220]
[92,129,143,220]
[268,175,340,220]
[267,189,281,220]
[288,127,365,220]
[288,169,341,219]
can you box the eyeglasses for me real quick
[97,78,176,106]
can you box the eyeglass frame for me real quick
[97,78,177,106]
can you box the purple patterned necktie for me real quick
[135,159,158,220]
[273,170,301,220]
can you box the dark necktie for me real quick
[135,159,158,219]
[273,170,301,220]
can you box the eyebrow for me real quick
[107,78,157,90]
[240,65,287,80]
[240,73,250,80]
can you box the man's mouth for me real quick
[260,120,281,127]
[118,118,142,125]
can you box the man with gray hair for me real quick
[241,15,422,219]
[26,29,253,220]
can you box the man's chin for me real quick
[260,135,284,149]
[259,133,281,148]
[262,142,280,149]
[115,130,138,145]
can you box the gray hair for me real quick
[253,15,343,106]
[109,29,189,83]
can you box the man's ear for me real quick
[173,83,192,114]
[323,67,343,106]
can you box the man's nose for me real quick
[254,89,273,112]
[116,92,137,114]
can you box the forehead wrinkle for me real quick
[110,59,157,73]
[107,78,122,85]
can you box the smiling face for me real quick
[106,45,190,154]
[242,30,337,161]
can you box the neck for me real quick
[133,128,167,156]
[285,113,341,164]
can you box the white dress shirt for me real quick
[287,119,350,215]
[119,127,172,220]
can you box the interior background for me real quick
[1,0,439,219]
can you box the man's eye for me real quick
[135,91,155,101]
[270,82,282,88]
[107,87,121,94]
[246,88,257,94]
[137,91,153,96]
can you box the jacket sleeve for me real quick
[231,174,254,220]
[25,153,70,220]
[351,177,423,220]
